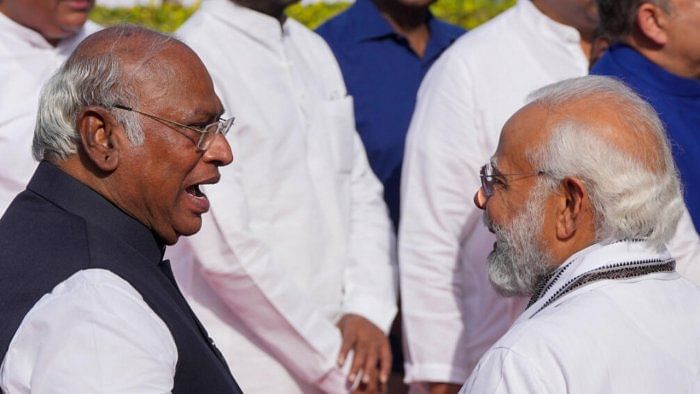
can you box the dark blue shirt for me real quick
[317,0,465,230]
[592,44,700,231]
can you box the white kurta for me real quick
[170,1,397,393]
[399,0,700,386]
[461,240,700,393]
[0,13,99,215]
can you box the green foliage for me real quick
[89,0,516,33]
[90,2,199,32]
[286,2,351,30]
[432,0,516,30]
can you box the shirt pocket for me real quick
[323,96,355,174]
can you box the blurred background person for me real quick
[317,1,464,390]
[168,0,398,392]
[0,0,99,215]
[592,0,700,234]
[317,0,464,232]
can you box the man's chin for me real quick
[487,252,535,297]
[157,220,203,246]
[55,8,92,34]
[488,277,533,298]
[176,221,203,239]
[494,286,530,298]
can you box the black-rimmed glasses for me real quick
[113,104,234,151]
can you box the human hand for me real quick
[336,314,391,393]
[428,382,462,394]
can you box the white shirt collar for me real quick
[517,0,582,46]
[200,0,290,42]
[521,240,674,320]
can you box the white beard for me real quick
[484,182,556,297]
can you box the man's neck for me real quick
[531,0,596,62]
[371,0,431,57]
[232,0,293,24]
[0,7,62,47]
[627,36,700,80]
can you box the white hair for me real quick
[526,76,683,247]
[33,25,178,161]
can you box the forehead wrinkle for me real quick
[127,41,177,81]
[129,57,175,106]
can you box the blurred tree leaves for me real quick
[90,2,198,32]
[89,0,516,32]
[433,0,515,29]
[286,2,351,29]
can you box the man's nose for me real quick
[204,134,234,166]
[474,187,487,209]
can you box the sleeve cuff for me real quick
[404,362,471,385]
[341,293,397,334]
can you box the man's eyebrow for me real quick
[184,108,223,122]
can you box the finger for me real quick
[361,345,378,393]
[337,331,357,367]
[350,369,363,391]
[348,339,368,383]
[378,340,392,384]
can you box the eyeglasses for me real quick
[113,104,234,151]
[479,162,546,198]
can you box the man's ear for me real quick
[555,176,587,240]
[636,2,670,46]
[76,106,121,172]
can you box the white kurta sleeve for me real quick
[181,171,350,393]
[459,348,549,394]
[400,51,519,384]
[0,269,177,393]
[340,131,398,333]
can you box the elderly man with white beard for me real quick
[461,75,700,393]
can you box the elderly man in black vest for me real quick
[0,25,242,393]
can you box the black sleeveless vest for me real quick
[0,162,242,393]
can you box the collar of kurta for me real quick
[524,239,676,318]
[26,161,166,265]
[200,0,294,41]
[517,0,582,47]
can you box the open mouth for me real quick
[184,175,219,213]
[186,184,206,198]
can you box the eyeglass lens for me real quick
[480,164,494,197]
[197,118,234,151]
